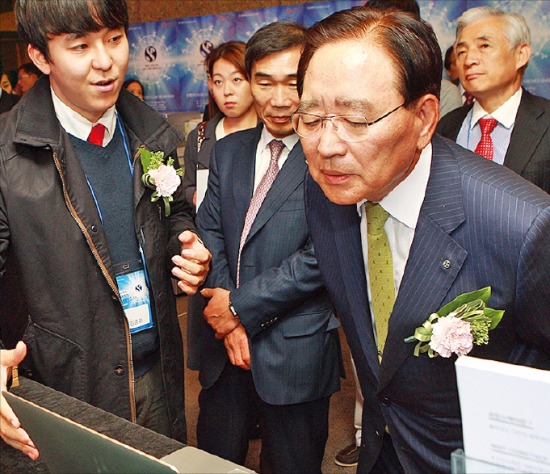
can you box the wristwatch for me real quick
[228,297,239,319]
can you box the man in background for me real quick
[193,21,342,473]
[15,61,42,95]
[438,7,550,193]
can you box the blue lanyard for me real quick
[84,116,151,284]
[86,114,133,222]
[117,114,134,177]
[466,111,473,150]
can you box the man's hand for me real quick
[224,324,251,370]
[171,230,211,295]
[200,287,240,338]
[0,341,39,460]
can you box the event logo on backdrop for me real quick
[127,0,550,113]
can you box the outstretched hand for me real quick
[0,341,39,460]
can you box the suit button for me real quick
[91,225,98,233]
[375,429,383,437]
[114,366,125,376]
[380,397,390,407]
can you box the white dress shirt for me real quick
[358,144,432,341]
[456,88,522,165]
[51,87,117,147]
[253,128,299,192]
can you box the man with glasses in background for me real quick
[294,6,550,474]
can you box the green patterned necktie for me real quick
[366,202,396,361]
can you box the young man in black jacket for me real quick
[0,0,210,461]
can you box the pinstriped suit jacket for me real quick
[305,134,550,473]
[193,124,342,405]
[437,88,550,193]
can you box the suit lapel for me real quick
[244,143,306,243]
[379,136,468,389]
[231,127,262,230]
[504,89,547,176]
[328,203,382,379]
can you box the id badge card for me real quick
[115,260,153,334]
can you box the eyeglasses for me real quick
[291,103,405,142]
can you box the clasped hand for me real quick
[200,287,240,338]
[201,288,250,370]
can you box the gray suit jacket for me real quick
[193,124,341,405]
[437,88,550,193]
[306,134,550,473]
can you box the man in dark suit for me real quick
[0,87,19,114]
[437,6,550,193]
[192,22,342,473]
[294,7,550,474]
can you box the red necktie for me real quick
[236,139,285,287]
[87,123,106,146]
[463,91,474,106]
[474,118,498,160]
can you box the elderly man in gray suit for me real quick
[437,6,550,193]
[190,22,342,474]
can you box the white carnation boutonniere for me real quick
[404,287,504,358]
[139,147,183,217]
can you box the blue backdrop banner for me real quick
[127,0,550,113]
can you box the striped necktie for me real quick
[236,139,285,287]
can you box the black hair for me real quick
[245,22,306,79]
[298,7,441,104]
[15,0,129,62]
[18,61,43,77]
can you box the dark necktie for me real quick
[87,123,106,146]
[474,118,498,160]
[236,139,285,287]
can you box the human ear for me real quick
[516,43,531,71]
[27,44,51,75]
[414,94,439,150]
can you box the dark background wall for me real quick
[127,0,320,23]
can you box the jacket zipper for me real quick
[52,151,136,423]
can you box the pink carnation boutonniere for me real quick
[139,147,183,217]
[404,287,504,358]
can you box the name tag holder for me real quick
[114,260,153,334]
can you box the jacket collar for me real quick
[378,135,467,389]
[12,76,183,155]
